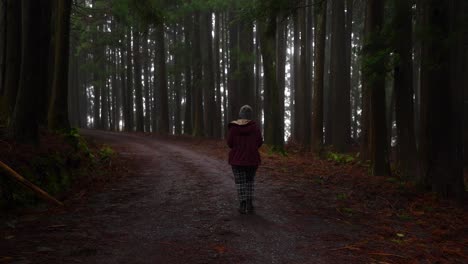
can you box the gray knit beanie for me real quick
[239,105,253,120]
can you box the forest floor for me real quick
[1,129,467,264]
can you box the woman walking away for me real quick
[227,105,263,214]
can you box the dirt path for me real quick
[1,130,361,263]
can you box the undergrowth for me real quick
[0,128,115,209]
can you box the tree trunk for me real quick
[133,28,144,132]
[312,0,327,154]
[119,37,128,131]
[227,11,239,123]
[2,0,21,123]
[221,13,229,135]
[276,18,286,146]
[173,25,182,135]
[200,12,216,138]
[192,12,204,137]
[293,7,307,146]
[292,11,299,141]
[155,23,169,134]
[183,14,193,135]
[363,0,390,176]
[10,0,44,143]
[330,0,350,152]
[259,15,284,152]
[418,0,465,200]
[0,0,5,95]
[214,12,222,138]
[125,26,134,131]
[393,0,417,178]
[142,29,151,132]
[48,0,71,131]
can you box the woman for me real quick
[227,105,263,214]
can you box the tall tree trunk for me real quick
[192,12,204,136]
[142,29,150,132]
[330,0,350,152]
[312,0,327,154]
[111,46,120,131]
[324,1,332,145]
[133,28,144,132]
[292,11,299,141]
[2,0,21,123]
[393,0,416,178]
[418,0,465,200]
[293,7,307,146]
[173,25,182,135]
[125,26,134,131]
[200,12,216,138]
[276,18,286,147]
[214,12,222,138]
[304,0,314,150]
[183,14,192,135]
[10,0,44,142]
[259,14,284,152]
[363,0,390,176]
[0,0,5,95]
[344,0,353,144]
[120,36,128,131]
[155,23,169,134]
[48,0,71,130]
[255,20,264,131]
[222,13,229,135]
[227,11,239,123]
[464,1,468,169]
[360,0,371,161]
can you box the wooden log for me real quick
[0,160,63,206]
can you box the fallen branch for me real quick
[0,160,63,206]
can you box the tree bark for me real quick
[200,12,216,138]
[2,0,21,123]
[311,0,327,154]
[0,0,6,95]
[393,0,416,178]
[48,0,72,131]
[276,18,286,146]
[173,25,182,135]
[363,0,390,176]
[192,12,204,136]
[10,0,43,143]
[124,26,134,131]
[214,12,222,138]
[259,14,284,152]
[155,23,169,134]
[133,28,144,132]
[330,0,350,152]
[142,29,151,132]
[183,14,193,135]
[227,11,239,123]
[418,0,465,200]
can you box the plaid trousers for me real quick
[232,166,257,203]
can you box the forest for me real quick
[5,0,462,197]
[0,0,467,263]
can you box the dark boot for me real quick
[238,201,247,214]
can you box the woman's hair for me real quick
[239,105,253,120]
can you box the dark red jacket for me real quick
[227,120,263,166]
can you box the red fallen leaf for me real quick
[213,245,226,254]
